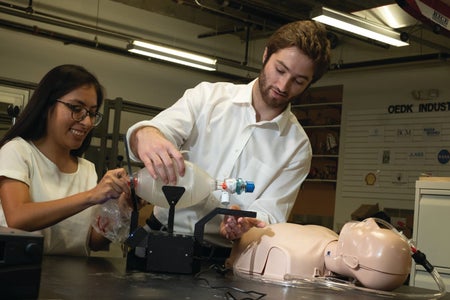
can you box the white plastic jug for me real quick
[132,160,254,208]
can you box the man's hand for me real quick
[220,205,266,240]
[130,126,185,185]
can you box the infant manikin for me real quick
[227,218,412,291]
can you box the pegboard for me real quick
[339,106,450,211]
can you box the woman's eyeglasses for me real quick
[56,100,103,127]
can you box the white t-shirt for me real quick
[0,137,98,256]
[127,80,312,245]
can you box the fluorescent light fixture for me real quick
[311,6,409,47]
[127,40,217,71]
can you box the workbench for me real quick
[38,255,449,300]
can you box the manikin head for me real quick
[324,218,412,290]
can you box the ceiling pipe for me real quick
[2,15,446,81]
[0,18,255,82]
[197,26,247,38]
[193,0,276,30]
[192,0,450,52]
[0,1,260,74]
[330,52,448,70]
[1,1,447,75]
[0,2,131,40]
[192,0,262,67]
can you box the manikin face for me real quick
[326,218,412,291]
[47,84,98,152]
[258,46,314,109]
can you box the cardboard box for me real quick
[351,203,380,221]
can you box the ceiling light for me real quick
[127,40,217,71]
[311,6,409,47]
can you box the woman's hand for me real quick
[90,168,130,205]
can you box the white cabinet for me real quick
[410,178,450,290]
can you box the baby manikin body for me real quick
[227,218,412,291]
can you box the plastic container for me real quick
[132,160,254,208]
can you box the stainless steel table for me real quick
[38,255,449,300]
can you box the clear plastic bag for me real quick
[91,199,131,243]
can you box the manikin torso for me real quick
[227,222,338,281]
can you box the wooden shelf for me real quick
[305,179,337,183]
[303,125,340,129]
[289,85,343,227]
[292,102,342,108]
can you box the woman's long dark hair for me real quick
[0,64,104,157]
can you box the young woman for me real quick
[0,64,130,256]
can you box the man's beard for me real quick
[258,69,296,109]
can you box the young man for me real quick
[126,20,331,246]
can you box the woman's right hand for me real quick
[90,168,130,205]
